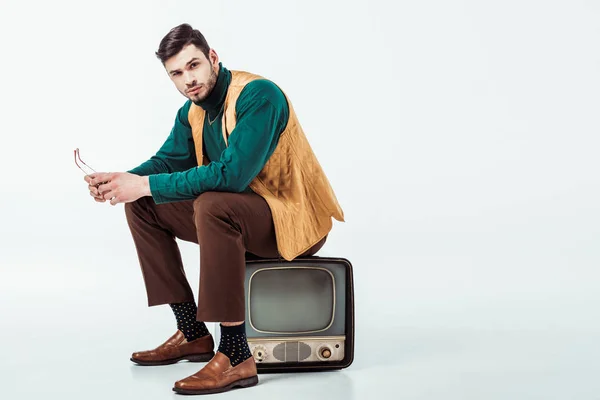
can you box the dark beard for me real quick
[191,67,218,104]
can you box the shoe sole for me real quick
[172,375,259,395]
[130,351,215,366]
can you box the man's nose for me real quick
[184,72,196,87]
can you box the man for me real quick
[85,23,344,395]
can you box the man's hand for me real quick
[84,172,151,206]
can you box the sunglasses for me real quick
[74,148,109,189]
[74,147,97,176]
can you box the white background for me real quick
[0,0,599,399]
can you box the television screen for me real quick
[248,267,335,334]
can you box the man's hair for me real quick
[156,23,210,64]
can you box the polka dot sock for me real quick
[217,322,253,367]
[169,302,210,342]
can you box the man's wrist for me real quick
[142,176,152,197]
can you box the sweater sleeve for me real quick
[127,100,197,176]
[148,80,289,204]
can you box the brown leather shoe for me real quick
[172,352,258,395]
[130,330,214,366]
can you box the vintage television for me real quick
[234,255,355,373]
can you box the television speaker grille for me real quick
[273,341,312,362]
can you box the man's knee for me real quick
[193,192,227,225]
[124,197,148,221]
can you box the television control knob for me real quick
[320,346,332,359]
[252,345,268,362]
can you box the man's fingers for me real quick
[97,182,113,194]
[100,188,119,201]
[83,172,120,205]
[90,191,106,202]
[89,173,113,186]
[88,184,99,196]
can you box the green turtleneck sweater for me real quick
[127,63,289,204]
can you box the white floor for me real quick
[2,230,599,399]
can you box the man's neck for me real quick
[195,62,231,118]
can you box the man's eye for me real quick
[191,62,199,67]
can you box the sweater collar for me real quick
[194,62,231,118]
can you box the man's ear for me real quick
[209,49,219,69]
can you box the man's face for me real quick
[164,44,219,103]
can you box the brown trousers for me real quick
[124,191,327,322]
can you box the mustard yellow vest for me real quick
[187,70,345,260]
